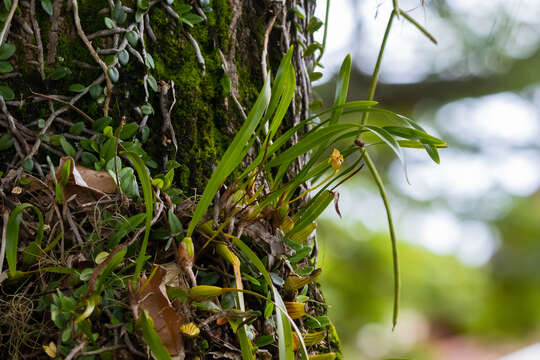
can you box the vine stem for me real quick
[364,150,400,329]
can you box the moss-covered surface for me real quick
[149,3,231,191]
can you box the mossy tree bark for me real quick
[0,0,342,358]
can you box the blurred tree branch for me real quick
[317,48,540,111]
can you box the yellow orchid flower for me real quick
[289,148,344,204]
[329,148,344,170]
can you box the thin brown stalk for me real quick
[29,0,46,80]
[261,14,278,82]
[30,90,95,123]
[71,0,113,117]
[0,0,18,46]
[65,341,87,360]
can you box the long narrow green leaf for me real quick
[364,125,408,183]
[330,55,351,124]
[266,47,295,135]
[186,75,272,238]
[394,113,443,164]
[75,294,100,323]
[6,203,44,278]
[96,246,127,293]
[239,101,377,180]
[107,213,146,247]
[238,326,256,360]
[423,143,441,164]
[122,152,154,286]
[238,49,295,183]
[268,124,358,168]
[289,190,334,237]
[397,140,448,149]
[231,237,309,360]
[9,265,78,280]
[267,59,295,138]
[138,309,172,360]
[363,108,444,164]
[382,126,445,145]
[272,286,295,360]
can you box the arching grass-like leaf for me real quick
[74,294,100,323]
[122,152,154,287]
[364,125,408,183]
[382,126,445,145]
[231,236,309,360]
[185,74,271,238]
[266,48,296,138]
[289,190,334,237]
[367,109,445,164]
[330,55,351,124]
[268,124,358,168]
[6,203,44,278]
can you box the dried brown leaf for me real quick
[138,266,185,356]
[54,157,116,204]
[332,191,342,218]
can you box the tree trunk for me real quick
[0,0,342,359]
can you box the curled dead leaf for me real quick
[332,191,342,218]
[54,157,116,204]
[134,265,185,357]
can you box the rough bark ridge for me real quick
[0,0,342,359]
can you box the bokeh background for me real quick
[312,0,540,359]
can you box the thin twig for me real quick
[192,0,207,21]
[25,75,105,162]
[81,345,125,355]
[123,331,146,358]
[66,207,84,245]
[261,14,277,82]
[159,81,178,156]
[0,72,21,79]
[30,0,46,80]
[162,4,180,19]
[0,211,8,274]
[87,28,128,41]
[30,90,95,123]
[72,0,113,117]
[0,97,30,154]
[127,45,145,64]
[14,15,34,35]
[65,341,88,360]
[0,0,18,46]
[393,0,401,17]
